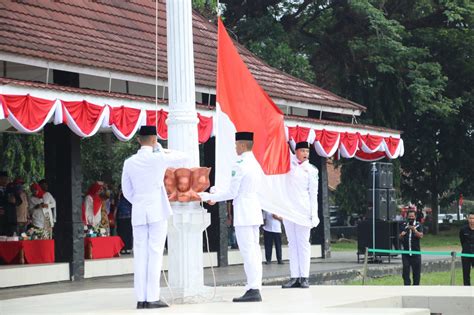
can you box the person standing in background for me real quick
[39,179,56,225]
[117,185,133,254]
[262,210,283,264]
[82,182,104,227]
[29,183,54,239]
[399,210,424,285]
[460,212,474,286]
[0,171,9,235]
[14,178,28,235]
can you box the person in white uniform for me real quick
[282,141,319,289]
[262,210,283,264]
[121,125,187,309]
[199,131,264,302]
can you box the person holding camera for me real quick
[459,212,474,286]
[399,210,424,285]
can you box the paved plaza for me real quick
[1,285,472,314]
[1,251,472,314]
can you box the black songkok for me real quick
[235,132,254,141]
[139,125,157,136]
[295,141,310,150]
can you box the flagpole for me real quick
[155,0,158,129]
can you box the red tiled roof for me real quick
[0,77,169,106]
[0,0,365,112]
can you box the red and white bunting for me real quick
[0,94,58,133]
[59,100,109,138]
[339,132,359,158]
[145,109,168,140]
[285,125,404,161]
[109,106,145,141]
[0,94,403,160]
[314,129,340,158]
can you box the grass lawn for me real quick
[331,224,463,252]
[346,269,467,286]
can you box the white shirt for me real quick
[29,195,54,229]
[201,151,264,226]
[121,146,187,226]
[262,210,282,233]
[42,192,56,226]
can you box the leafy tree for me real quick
[80,134,138,192]
[0,133,44,185]
[193,0,218,19]
[221,0,474,234]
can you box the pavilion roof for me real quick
[0,0,365,114]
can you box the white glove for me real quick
[311,214,320,228]
[198,192,211,201]
[153,141,164,153]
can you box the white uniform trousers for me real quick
[132,220,168,302]
[235,225,262,290]
[283,219,311,278]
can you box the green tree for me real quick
[80,135,138,191]
[221,0,474,234]
[0,133,44,185]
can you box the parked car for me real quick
[438,214,454,224]
[329,206,345,226]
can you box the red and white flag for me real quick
[215,18,317,227]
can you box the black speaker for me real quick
[369,162,393,189]
[367,189,389,220]
[387,189,397,219]
[357,220,392,253]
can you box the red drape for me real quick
[287,125,311,143]
[146,109,168,139]
[197,113,213,143]
[110,106,142,139]
[84,236,124,259]
[314,129,340,157]
[1,94,56,131]
[0,240,55,264]
[61,100,106,136]
[339,132,359,157]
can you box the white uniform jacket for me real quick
[121,146,187,226]
[204,151,263,227]
[289,155,319,227]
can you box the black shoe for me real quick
[300,277,310,288]
[136,301,146,309]
[282,278,301,288]
[265,261,271,265]
[232,289,262,302]
[146,300,169,308]
[277,260,284,265]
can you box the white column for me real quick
[166,0,211,301]
[166,0,199,166]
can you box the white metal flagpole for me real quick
[371,163,377,254]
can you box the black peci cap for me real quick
[295,141,310,150]
[138,125,157,136]
[235,132,254,141]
